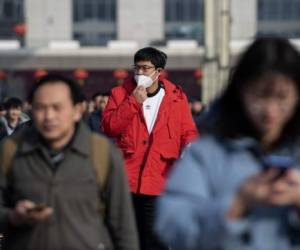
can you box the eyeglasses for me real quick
[132,65,155,72]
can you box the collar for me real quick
[19,122,90,156]
[147,82,164,97]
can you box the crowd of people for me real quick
[0,36,299,250]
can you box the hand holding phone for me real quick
[27,204,47,213]
[9,200,53,226]
[263,155,294,180]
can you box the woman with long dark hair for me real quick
[155,37,300,250]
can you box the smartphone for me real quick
[263,155,294,180]
[27,204,47,213]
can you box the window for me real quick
[0,0,25,20]
[73,0,116,46]
[258,0,300,21]
[165,0,204,44]
[257,0,300,38]
[0,0,24,39]
[4,1,14,19]
[73,0,116,22]
[175,1,184,21]
[83,1,93,19]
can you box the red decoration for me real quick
[113,69,128,80]
[13,23,26,36]
[0,71,6,80]
[34,69,48,78]
[73,69,89,80]
[194,68,203,79]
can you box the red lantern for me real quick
[0,71,6,80]
[113,69,128,80]
[13,23,26,36]
[34,69,48,78]
[194,68,203,79]
[73,69,89,80]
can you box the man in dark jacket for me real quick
[0,74,139,250]
[88,91,109,134]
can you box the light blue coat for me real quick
[155,135,300,250]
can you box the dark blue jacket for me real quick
[88,110,103,134]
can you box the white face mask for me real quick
[134,71,158,88]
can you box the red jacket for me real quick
[102,77,198,195]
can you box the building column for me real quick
[218,0,231,93]
[231,0,257,40]
[25,0,72,48]
[203,0,219,104]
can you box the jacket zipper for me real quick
[136,130,153,194]
[136,93,170,193]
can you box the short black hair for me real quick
[134,47,167,69]
[212,37,300,143]
[5,97,22,109]
[92,91,110,101]
[28,74,83,105]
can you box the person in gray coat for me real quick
[0,74,139,250]
[155,37,300,250]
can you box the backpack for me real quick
[1,132,110,212]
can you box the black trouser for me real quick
[132,194,168,250]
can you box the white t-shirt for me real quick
[143,87,165,133]
[6,126,14,135]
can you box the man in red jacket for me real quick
[102,47,198,250]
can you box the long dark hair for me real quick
[213,37,300,143]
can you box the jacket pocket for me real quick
[167,119,180,140]
[157,140,179,177]
[159,140,180,160]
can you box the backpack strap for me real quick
[90,133,110,216]
[1,133,110,212]
[1,138,19,175]
[1,133,111,186]
[90,133,110,191]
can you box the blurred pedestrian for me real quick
[156,37,300,250]
[102,47,198,250]
[188,96,205,122]
[89,91,109,134]
[0,74,139,250]
[0,97,30,140]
